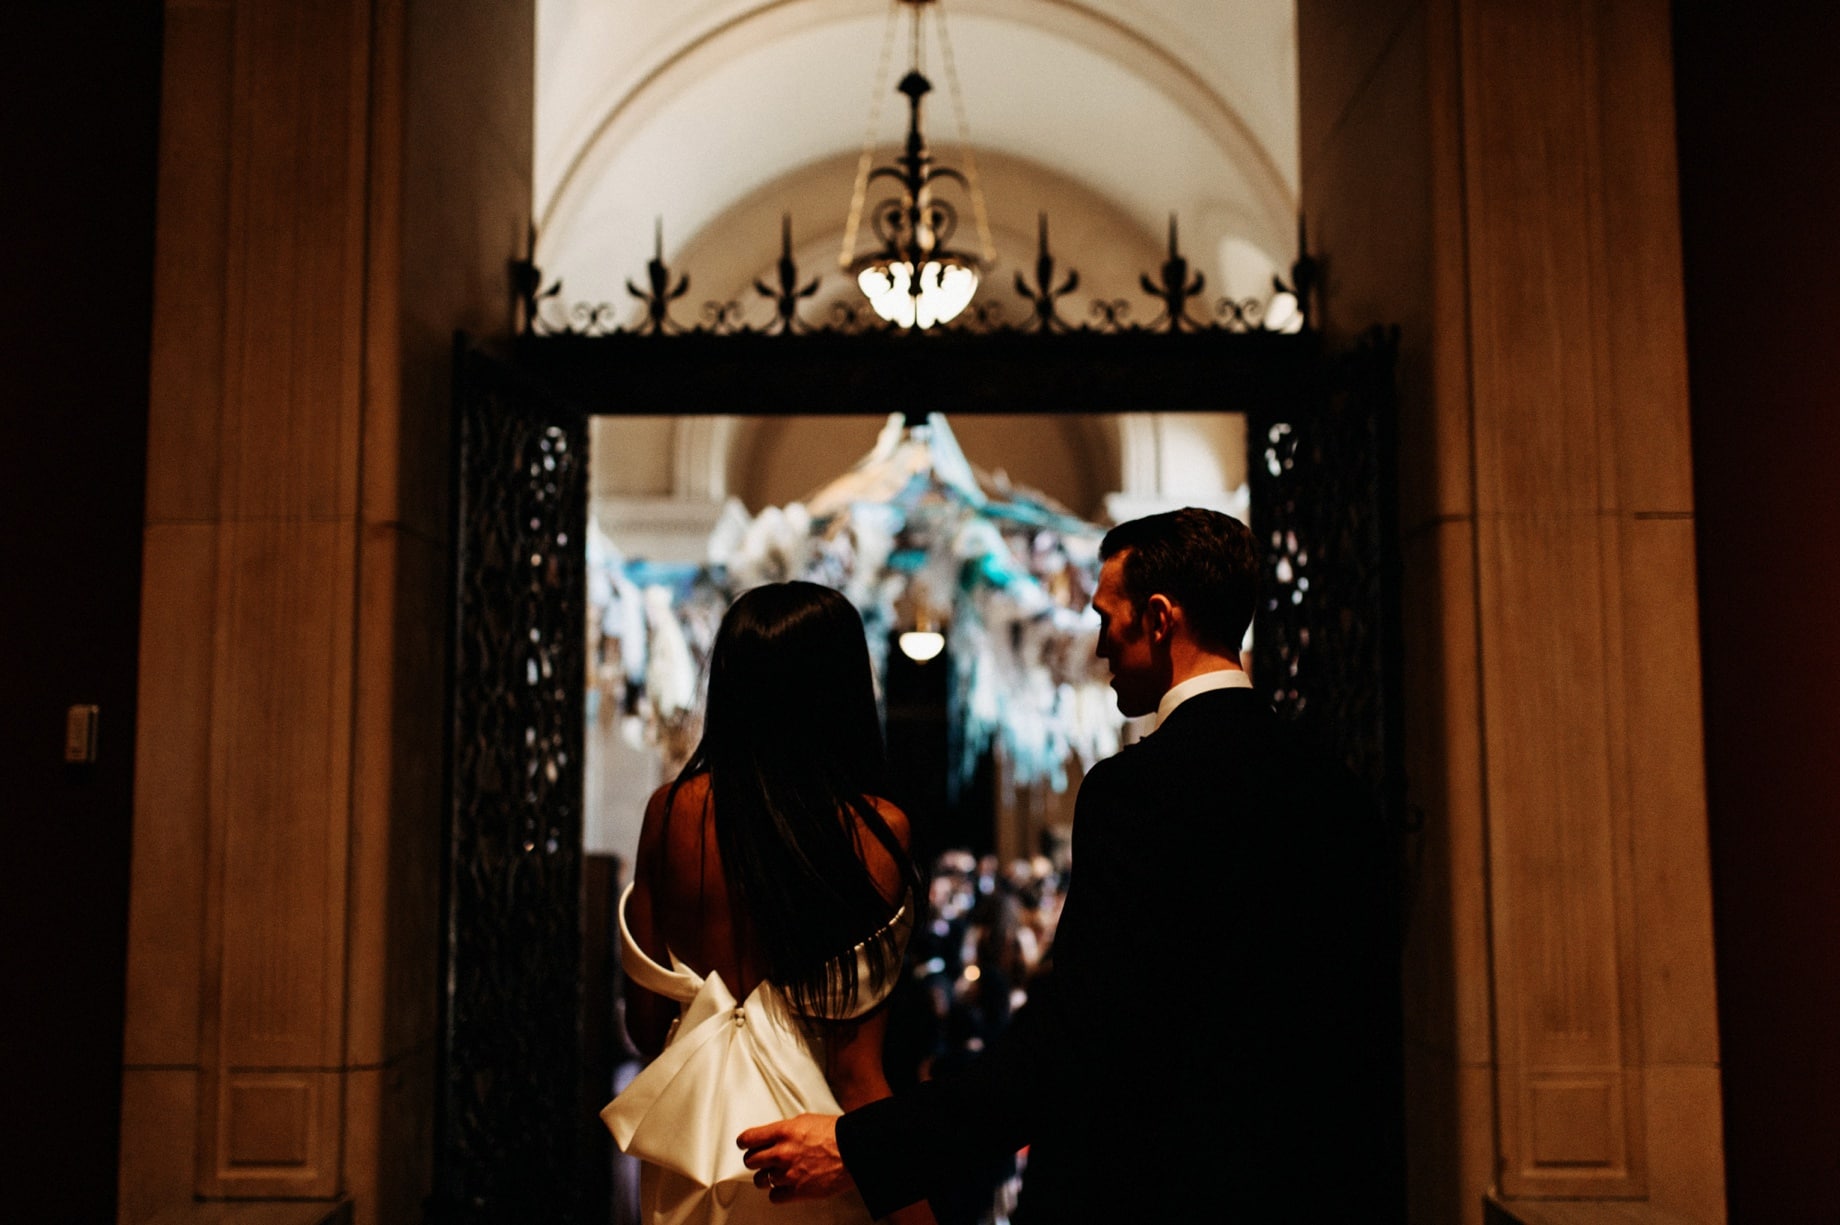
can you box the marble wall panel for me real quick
[1423,0,1476,530]
[1459,0,1613,518]
[145,1,230,525]
[205,519,355,1074]
[1402,1048,1501,1225]
[1595,0,1693,515]
[128,0,534,1217]
[1302,8,1447,532]
[201,1068,343,1197]
[1477,509,1644,1196]
[218,0,370,524]
[346,525,446,1067]
[343,1048,436,1225]
[224,1075,316,1166]
[1296,7,1431,341]
[1457,0,1717,1208]
[388,0,537,544]
[1400,518,1492,1063]
[1642,1066,1727,1224]
[359,0,406,535]
[1620,521,1718,1066]
[118,1069,198,1225]
[124,524,216,1065]
[1455,1063,1499,1224]
[1304,0,1720,1216]
[346,522,402,1070]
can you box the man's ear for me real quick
[1144,593,1176,643]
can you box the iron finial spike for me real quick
[782,211,793,257]
[1039,211,1049,251]
[654,216,663,262]
[1168,213,1179,258]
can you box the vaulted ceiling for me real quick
[534,0,1299,319]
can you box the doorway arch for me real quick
[437,317,1404,1222]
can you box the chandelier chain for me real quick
[933,5,996,263]
[840,0,906,270]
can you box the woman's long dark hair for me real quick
[665,581,917,1021]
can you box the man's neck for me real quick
[1166,649,1243,691]
[1156,665,1253,724]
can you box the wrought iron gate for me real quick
[435,324,1404,1224]
[1249,326,1404,818]
[435,342,590,1224]
[1248,324,1407,1214]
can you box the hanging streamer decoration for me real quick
[585,414,1172,796]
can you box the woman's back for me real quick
[612,776,923,1225]
[628,772,914,1037]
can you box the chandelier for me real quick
[515,0,1321,342]
[841,0,993,330]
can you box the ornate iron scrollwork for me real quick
[436,343,590,1225]
[1012,213,1080,332]
[1249,325,1404,818]
[511,211,1317,340]
[1248,324,1406,1212]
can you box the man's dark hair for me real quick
[1098,507,1260,652]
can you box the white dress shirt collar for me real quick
[1155,667,1253,725]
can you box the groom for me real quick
[740,508,1391,1221]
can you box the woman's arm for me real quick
[827,797,914,1111]
[833,799,935,1224]
[622,784,676,1057]
[825,1010,936,1225]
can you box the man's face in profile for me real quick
[1093,553,1159,718]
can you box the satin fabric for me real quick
[603,883,910,1225]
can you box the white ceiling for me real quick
[535,0,1299,315]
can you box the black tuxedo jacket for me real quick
[838,687,1393,1222]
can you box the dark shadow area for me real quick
[1675,5,1840,1219]
[0,6,162,1223]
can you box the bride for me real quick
[604,582,936,1225]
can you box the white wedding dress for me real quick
[603,883,913,1225]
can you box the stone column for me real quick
[118,2,532,1222]
[1300,0,1725,1221]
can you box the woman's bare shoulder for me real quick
[645,773,708,813]
[865,795,912,849]
[854,796,913,907]
[639,775,710,856]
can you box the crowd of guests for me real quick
[882,846,1069,1225]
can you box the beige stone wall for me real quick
[1301,0,1724,1221]
[119,2,532,1221]
[118,1,1735,1220]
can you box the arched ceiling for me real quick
[536,0,1297,316]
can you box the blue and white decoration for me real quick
[587,414,1123,795]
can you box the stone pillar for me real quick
[1300,0,1725,1221]
[118,2,532,1222]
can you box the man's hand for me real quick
[737,1114,854,1203]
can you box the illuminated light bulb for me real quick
[859,261,980,329]
[897,630,946,662]
[1264,290,1303,334]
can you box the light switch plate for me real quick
[65,704,99,764]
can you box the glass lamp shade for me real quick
[897,629,946,662]
[1264,290,1304,334]
[858,260,979,329]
